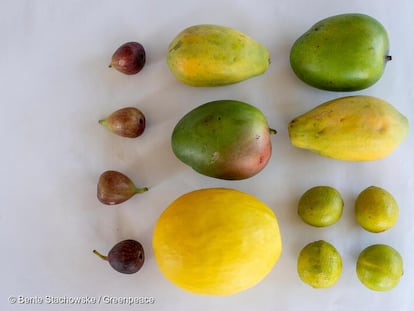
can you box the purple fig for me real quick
[97,170,148,205]
[99,107,146,138]
[93,239,145,274]
[109,42,146,75]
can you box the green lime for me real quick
[355,186,398,233]
[356,244,403,291]
[297,240,342,288]
[298,186,343,227]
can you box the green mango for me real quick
[171,100,276,180]
[167,25,270,86]
[290,13,390,91]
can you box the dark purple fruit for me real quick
[109,42,146,75]
[97,170,148,205]
[99,107,146,138]
[93,239,145,274]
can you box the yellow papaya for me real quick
[288,96,409,161]
[167,24,270,86]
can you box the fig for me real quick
[109,42,146,75]
[97,170,148,205]
[93,239,145,274]
[99,107,146,138]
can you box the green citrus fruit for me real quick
[355,186,398,233]
[152,188,282,295]
[297,240,342,288]
[356,244,403,291]
[298,186,343,227]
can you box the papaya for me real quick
[171,100,275,180]
[288,96,409,161]
[167,24,270,86]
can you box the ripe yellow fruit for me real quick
[288,95,409,161]
[152,188,282,295]
[356,244,403,291]
[167,25,270,86]
[297,240,342,288]
[355,186,398,233]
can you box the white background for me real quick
[1,0,413,310]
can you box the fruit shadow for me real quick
[269,193,310,259]
[119,79,200,184]
[263,36,337,126]
[131,130,183,188]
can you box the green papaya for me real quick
[290,13,390,91]
[171,100,276,180]
[288,96,409,161]
[167,25,270,86]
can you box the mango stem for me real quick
[269,128,277,135]
[385,55,392,61]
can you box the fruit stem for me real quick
[269,128,277,135]
[93,249,108,261]
[98,119,108,126]
[108,63,113,68]
[385,55,392,61]
[134,187,149,194]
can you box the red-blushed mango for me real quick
[171,100,276,180]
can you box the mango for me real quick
[171,100,276,180]
[167,25,270,86]
[290,13,390,91]
[288,96,409,161]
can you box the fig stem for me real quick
[269,128,277,135]
[134,187,149,194]
[93,249,108,261]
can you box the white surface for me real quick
[1,0,413,310]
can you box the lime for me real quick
[355,186,398,233]
[298,186,343,227]
[356,244,403,291]
[152,188,282,295]
[297,240,342,288]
